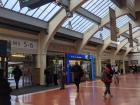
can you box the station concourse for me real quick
[0,0,140,105]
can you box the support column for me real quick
[122,59,126,74]
[111,58,116,65]
[36,33,47,85]
[95,54,102,77]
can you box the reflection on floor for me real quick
[11,74,140,105]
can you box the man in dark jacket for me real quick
[72,62,83,92]
[0,69,12,105]
[12,65,22,89]
[44,67,50,86]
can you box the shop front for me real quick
[65,54,94,84]
[0,35,38,88]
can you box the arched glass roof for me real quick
[117,15,131,28]
[94,28,110,40]
[82,0,116,18]
[62,13,94,33]
[1,0,61,22]
[0,0,135,42]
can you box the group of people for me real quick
[101,64,120,98]
[44,66,66,89]
[44,62,83,92]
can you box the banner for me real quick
[129,23,133,47]
[109,7,117,42]
[19,0,55,9]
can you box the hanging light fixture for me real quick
[99,27,103,40]
[68,21,72,29]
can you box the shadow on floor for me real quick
[11,85,59,96]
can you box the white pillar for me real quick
[96,55,102,77]
[123,59,126,74]
[36,33,47,85]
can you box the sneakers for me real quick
[103,94,113,98]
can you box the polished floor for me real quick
[11,74,140,105]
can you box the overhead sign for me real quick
[129,23,133,47]
[109,7,117,42]
[19,0,55,9]
[66,54,93,60]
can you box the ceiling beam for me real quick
[76,7,101,24]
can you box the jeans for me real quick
[104,83,111,95]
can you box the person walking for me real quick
[0,69,12,105]
[44,67,50,86]
[102,63,113,98]
[72,62,83,92]
[58,67,66,90]
[12,65,22,89]
[113,64,119,86]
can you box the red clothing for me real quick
[102,67,112,83]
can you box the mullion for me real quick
[65,15,82,27]
[25,8,30,14]
[90,0,107,14]
[117,17,127,28]
[71,17,85,28]
[98,3,113,17]
[70,16,82,25]
[37,3,52,18]
[11,0,18,10]
[43,4,57,20]
[86,0,103,11]
[77,22,91,32]
[64,15,79,27]
[97,2,114,16]
[93,1,109,15]
[44,6,61,21]
[74,20,90,31]
[82,0,94,8]
[31,7,41,17]
[18,6,24,12]
[73,19,87,30]
[80,23,93,33]
[3,0,8,7]
[97,3,113,16]
[78,22,92,32]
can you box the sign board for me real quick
[109,7,117,42]
[129,23,133,47]
[0,40,11,56]
[0,35,38,54]
[48,43,76,53]
[66,54,93,60]
[19,0,55,9]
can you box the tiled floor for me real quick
[11,74,140,105]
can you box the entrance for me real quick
[46,51,65,86]
[8,54,36,88]
[65,54,94,84]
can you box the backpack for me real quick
[101,70,107,82]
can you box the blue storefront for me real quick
[65,53,94,84]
